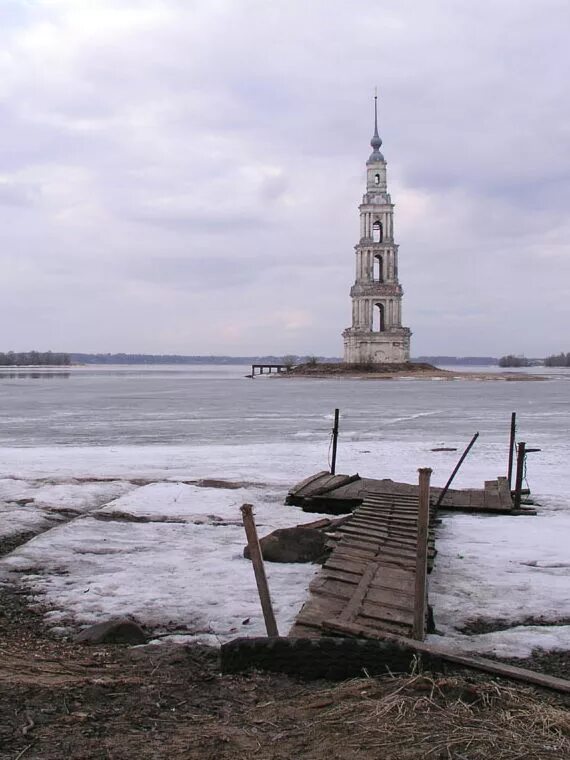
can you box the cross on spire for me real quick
[367,88,384,165]
[370,89,382,153]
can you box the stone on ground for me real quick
[75,617,146,645]
[244,527,329,563]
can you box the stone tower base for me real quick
[343,327,411,364]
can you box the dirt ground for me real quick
[0,588,568,760]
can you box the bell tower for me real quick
[343,95,411,364]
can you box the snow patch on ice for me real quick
[0,479,137,539]
[429,508,570,656]
[0,483,333,642]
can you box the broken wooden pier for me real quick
[286,471,532,515]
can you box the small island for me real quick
[281,361,546,381]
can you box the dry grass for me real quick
[204,671,570,760]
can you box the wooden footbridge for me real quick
[291,470,435,641]
[288,467,533,641]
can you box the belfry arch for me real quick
[372,220,383,243]
[373,302,385,332]
[373,254,384,282]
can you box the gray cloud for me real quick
[0,0,568,356]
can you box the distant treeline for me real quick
[0,351,71,366]
[498,355,547,367]
[544,352,570,367]
[70,353,342,365]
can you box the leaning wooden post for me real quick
[330,408,340,475]
[435,432,479,507]
[413,467,432,641]
[507,412,517,490]
[513,442,526,510]
[240,504,279,637]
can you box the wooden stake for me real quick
[413,467,431,641]
[513,441,526,510]
[330,408,340,475]
[240,504,279,637]
[507,412,516,489]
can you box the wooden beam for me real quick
[322,619,570,695]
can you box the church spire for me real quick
[368,90,384,163]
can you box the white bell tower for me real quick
[343,95,411,364]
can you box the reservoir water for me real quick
[0,364,568,451]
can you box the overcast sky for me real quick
[1,0,569,357]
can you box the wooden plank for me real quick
[324,569,360,586]
[363,585,414,609]
[337,562,379,622]
[323,568,415,596]
[313,574,415,604]
[359,600,415,626]
[362,498,420,507]
[361,498,420,507]
[332,544,378,560]
[315,473,361,496]
[288,470,330,497]
[497,476,513,508]
[484,490,502,509]
[324,556,367,575]
[353,616,410,636]
[350,513,420,526]
[468,490,485,508]
[321,619,570,695]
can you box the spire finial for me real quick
[368,88,383,161]
[374,87,379,138]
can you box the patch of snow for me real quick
[0,484,332,642]
[0,480,137,539]
[429,508,570,656]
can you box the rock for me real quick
[75,617,146,645]
[244,527,329,563]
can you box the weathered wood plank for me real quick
[359,601,415,626]
[337,563,379,622]
[321,619,570,695]
[288,470,330,497]
[497,476,513,509]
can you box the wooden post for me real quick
[435,432,479,507]
[330,408,340,475]
[513,441,526,510]
[240,504,279,637]
[507,412,516,489]
[413,467,431,641]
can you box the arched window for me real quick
[373,302,385,332]
[374,173,380,185]
[372,220,383,243]
[374,254,383,283]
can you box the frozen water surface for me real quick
[0,364,568,654]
